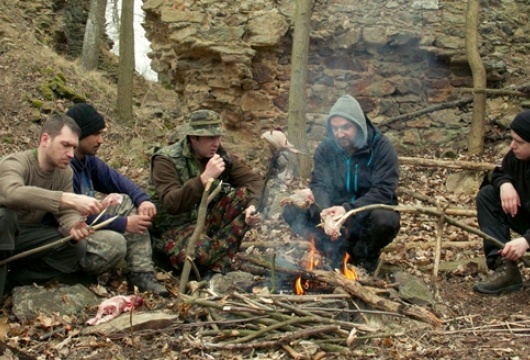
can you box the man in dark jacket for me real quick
[473,109,530,294]
[149,110,263,275]
[66,103,168,296]
[283,94,401,272]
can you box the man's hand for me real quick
[61,193,104,215]
[500,182,521,217]
[244,205,261,226]
[138,201,157,218]
[126,214,152,234]
[320,206,346,219]
[500,237,529,261]
[69,220,94,241]
[200,154,225,185]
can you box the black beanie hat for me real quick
[510,109,530,143]
[66,103,106,139]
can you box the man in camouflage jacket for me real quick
[149,110,263,274]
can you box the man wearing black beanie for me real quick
[474,109,530,295]
[66,103,168,297]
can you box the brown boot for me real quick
[473,260,523,294]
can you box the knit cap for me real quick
[66,103,106,139]
[510,109,530,143]
[326,94,367,148]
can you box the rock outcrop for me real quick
[142,0,530,152]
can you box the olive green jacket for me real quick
[149,137,263,233]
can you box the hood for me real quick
[325,94,367,148]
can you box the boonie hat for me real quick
[180,110,224,136]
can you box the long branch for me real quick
[333,204,530,267]
[0,215,119,266]
[178,178,215,296]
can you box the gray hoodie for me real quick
[325,94,367,149]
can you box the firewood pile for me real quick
[167,244,441,356]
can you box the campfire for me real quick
[294,236,358,295]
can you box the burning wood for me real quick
[294,238,358,295]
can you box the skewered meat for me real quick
[321,213,341,240]
[101,193,123,207]
[260,130,301,154]
[279,188,314,208]
[86,295,143,326]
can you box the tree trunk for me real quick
[465,0,487,155]
[80,0,108,71]
[287,0,312,179]
[117,0,134,124]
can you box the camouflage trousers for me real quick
[78,195,155,275]
[161,187,250,273]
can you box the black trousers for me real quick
[0,208,87,300]
[282,203,401,268]
[476,184,530,269]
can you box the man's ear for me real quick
[40,132,51,147]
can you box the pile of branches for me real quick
[168,261,441,357]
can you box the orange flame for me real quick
[294,275,304,295]
[343,253,358,280]
[295,236,318,295]
[307,236,315,271]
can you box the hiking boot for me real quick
[128,271,169,297]
[473,260,523,294]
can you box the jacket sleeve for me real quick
[491,152,514,190]
[226,153,263,208]
[343,137,399,211]
[151,155,204,214]
[310,143,334,210]
[84,157,149,233]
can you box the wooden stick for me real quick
[178,178,215,297]
[432,202,444,301]
[270,252,277,294]
[313,270,442,327]
[0,215,119,266]
[398,156,496,171]
[331,203,530,267]
[458,88,530,97]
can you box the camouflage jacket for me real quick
[149,137,263,234]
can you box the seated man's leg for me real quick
[77,230,127,275]
[474,185,527,294]
[103,195,168,295]
[476,185,513,269]
[11,224,87,286]
[162,224,216,271]
[0,209,17,300]
[347,209,401,273]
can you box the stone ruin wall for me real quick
[146,0,529,153]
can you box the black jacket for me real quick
[310,117,399,213]
[491,150,530,213]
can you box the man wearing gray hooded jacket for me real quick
[282,94,401,273]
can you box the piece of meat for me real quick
[86,295,144,326]
[101,193,123,207]
[279,188,314,209]
[260,130,301,154]
[321,213,341,240]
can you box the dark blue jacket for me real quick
[71,155,151,233]
[310,117,399,213]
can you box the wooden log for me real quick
[380,82,530,127]
[312,270,442,327]
[398,156,496,171]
